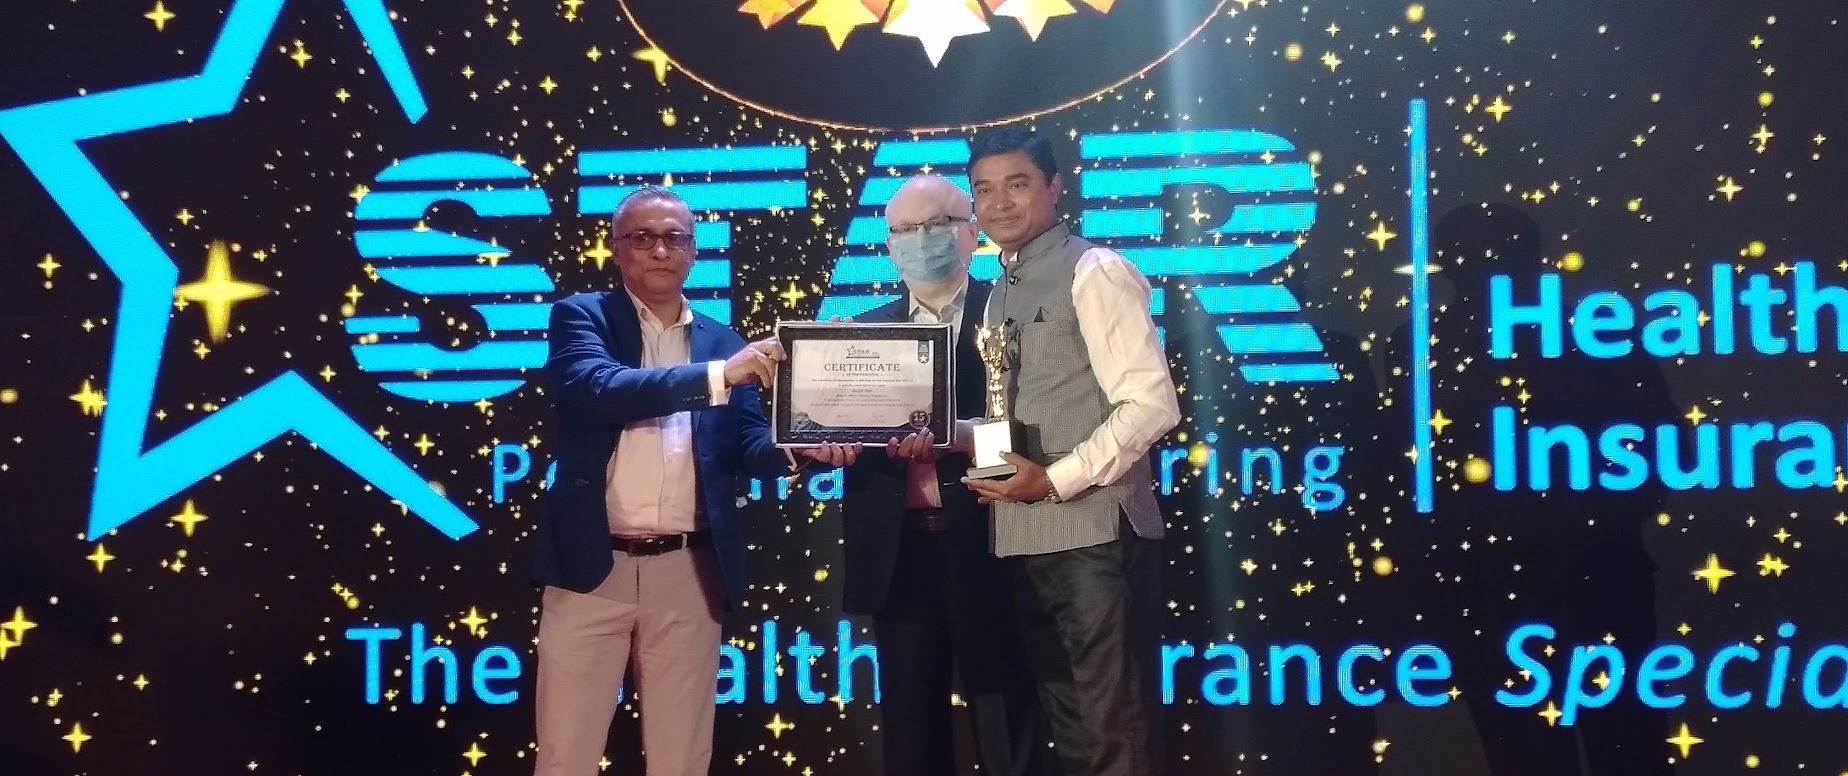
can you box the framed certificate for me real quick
[772,321,954,448]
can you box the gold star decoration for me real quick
[70,379,107,417]
[633,46,672,84]
[414,434,436,456]
[766,713,796,738]
[778,282,808,307]
[1666,722,1704,757]
[289,40,313,68]
[459,607,490,637]
[1755,554,1788,576]
[800,0,882,50]
[1716,176,1743,201]
[63,722,92,752]
[582,232,614,269]
[1537,700,1563,726]
[38,254,61,278]
[1692,554,1735,593]
[175,241,272,343]
[993,0,1076,41]
[884,0,990,67]
[1485,95,1512,121]
[463,742,487,767]
[145,1,176,31]
[87,544,116,572]
[1429,410,1452,434]
[739,0,802,28]
[1366,222,1397,250]
[170,500,208,537]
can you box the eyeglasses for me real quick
[620,230,695,252]
[887,215,970,236]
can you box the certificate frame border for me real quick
[771,321,954,448]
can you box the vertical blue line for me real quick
[1409,99,1434,513]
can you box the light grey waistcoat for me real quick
[984,222,1163,557]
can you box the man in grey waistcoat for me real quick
[960,126,1180,776]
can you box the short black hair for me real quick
[970,126,1058,183]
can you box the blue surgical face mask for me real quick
[888,226,963,283]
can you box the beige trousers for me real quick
[533,546,725,776]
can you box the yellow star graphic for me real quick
[1429,410,1453,435]
[87,544,116,572]
[170,499,208,537]
[175,241,272,343]
[800,0,881,50]
[767,712,796,738]
[1756,553,1788,576]
[1485,96,1512,121]
[145,1,176,31]
[1692,554,1734,593]
[459,607,490,637]
[1537,700,1563,726]
[582,232,614,269]
[633,46,672,84]
[1366,222,1397,250]
[739,0,801,29]
[63,722,92,752]
[1716,176,1743,201]
[993,0,1076,41]
[1666,722,1704,757]
[70,379,107,417]
[463,742,487,767]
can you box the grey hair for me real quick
[611,184,690,228]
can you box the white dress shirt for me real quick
[999,246,1180,501]
[604,289,731,538]
[902,279,969,510]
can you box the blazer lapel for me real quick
[955,280,990,414]
[688,316,724,441]
[599,288,645,368]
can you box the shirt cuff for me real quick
[1046,457,1084,502]
[706,360,730,407]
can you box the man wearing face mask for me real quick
[836,175,1046,776]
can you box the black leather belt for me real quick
[904,508,948,533]
[611,530,709,556]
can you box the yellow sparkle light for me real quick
[1692,554,1735,593]
[175,241,271,343]
[145,1,176,31]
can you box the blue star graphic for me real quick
[0,0,476,540]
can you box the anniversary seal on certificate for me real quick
[772,322,954,447]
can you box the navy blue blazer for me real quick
[533,289,788,608]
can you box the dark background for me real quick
[3,1,1846,774]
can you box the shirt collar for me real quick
[907,275,970,321]
[1001,220,1072,265]
[624,287,693,329]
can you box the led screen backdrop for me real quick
[3,0,1848,774]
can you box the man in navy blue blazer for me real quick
[531,186,855,776]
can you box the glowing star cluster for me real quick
[744,0,1120,64]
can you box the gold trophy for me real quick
[966,324,1025,479]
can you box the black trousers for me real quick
[875,522,1047,776]
[1011,525,1163,776]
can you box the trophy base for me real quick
[965,462,1020,480]
[965,418,1025,480]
